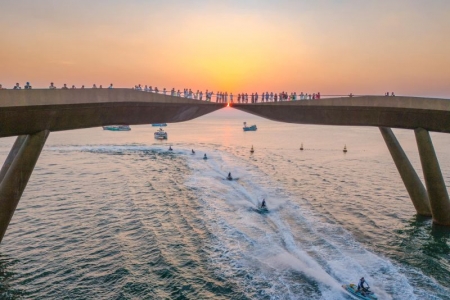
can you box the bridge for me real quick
[0,89,449,244]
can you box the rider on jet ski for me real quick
[227,172,232,180]
[357,277,370,293]
[261,199,266,208]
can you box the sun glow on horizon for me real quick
[0,1,449,97]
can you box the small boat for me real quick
[342,284,378,300]
[103,125,131,131]
[152,123,167,127]
[250,145,254,153]
[343,145,348,153]
[243,122,257,132]
[154,128,168,140]
[203,154,208,160]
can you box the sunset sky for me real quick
[1,0,449,97]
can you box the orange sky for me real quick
[1,1,449,97]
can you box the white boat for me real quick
[102,125,131,131]
[243,122,257,131]
[154,128,168,140]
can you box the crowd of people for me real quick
[131,85,325,103]
[0,82,397,102]
[2,82,115,90]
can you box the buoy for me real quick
[343,145,347,153]
[250,145,254,153]
[300,143,303,151]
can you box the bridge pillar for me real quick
[0,131,49,243]
[414,128,450,225]
[379,127,431,216]
[0,135,27,183]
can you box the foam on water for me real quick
[183,147,445,299]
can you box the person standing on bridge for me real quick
[49,82,56,89]
[62,84,69,89]
[109,84,113,89]
[0,84,5,89]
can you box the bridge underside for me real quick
[231,97,450,133]
[0,88,224,138]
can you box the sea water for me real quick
[0,108,449,299]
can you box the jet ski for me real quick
[226,172,233,181]
[259,199,268,212]
[191,149,195,154]
[342,284,378,300]
[203,154,208,160]
[168,146,173,151]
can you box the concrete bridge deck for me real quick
[231,96,450,133]
[0,89,225,138]
[1,90,449,136]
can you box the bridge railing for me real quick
[1,85,395,103]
